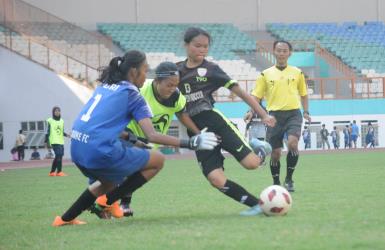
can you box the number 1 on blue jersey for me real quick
[81,94,102,122]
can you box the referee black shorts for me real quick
[266,109,303,150]
[188,109,252,177]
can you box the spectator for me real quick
[11,147,18,161]
[30,147,41,160]
[330,126,340,149]
[343,125,350,149]
[244,109,266,142]
[15,130,26,161]
[320,124,330,150]
[302,126,311,149]
[351,120,360,148]
[365,122,375,148]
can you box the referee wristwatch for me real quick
[303,110,310,116]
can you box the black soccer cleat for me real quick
[284,179,295,192]
[120,202,134,217]
[88,203,111,219]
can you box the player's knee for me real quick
[207,175,226,189]
[243,157,260,170]
[240,153,260,170]
[271,149,281,160]
[288,144,298,152]
[150,151,165,171]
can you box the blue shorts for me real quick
[351,134,358,142]
[74,140,150,185]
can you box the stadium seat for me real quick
[267,22,385,74]
[97,23,259,80]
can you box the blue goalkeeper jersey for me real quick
[71,81,152,168]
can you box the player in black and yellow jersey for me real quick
[178,27,276,216]
[251,40,311,192]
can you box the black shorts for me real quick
[188,109,252,176]
[51,144,64,157]
[267,109,303,149]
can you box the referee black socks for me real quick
[286,151,299,181]
[219,180,259,207]
[270,160,281,185]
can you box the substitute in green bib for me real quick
[118,61,201,217]
[46,106,70,177]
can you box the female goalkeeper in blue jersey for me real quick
[52,50,218,227]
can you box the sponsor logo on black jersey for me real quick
[197,68,207,77]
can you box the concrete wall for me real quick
[0,47,88,162]
[22,0,385,30]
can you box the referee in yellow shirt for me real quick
[251,40,311,192]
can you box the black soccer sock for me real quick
[286,151,299,181]
[56,156,63,173]
[218,180,259,207]
[50,158,57,173]
[120,193,132,205]
[270,160,281,185]
[106,172,147,205]
[62,189,96,222]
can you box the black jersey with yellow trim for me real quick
[177,59,237,117]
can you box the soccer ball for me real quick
[259,185,292,216]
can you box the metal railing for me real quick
[0,25,99,84]
[212,77,385,102]
[256,40,357,77]
[0,0,115,84]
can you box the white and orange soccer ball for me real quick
[259,185,292,216]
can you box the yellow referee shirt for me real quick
[252,65,307,111]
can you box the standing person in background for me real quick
[348,124,353,148]
[252,40,311,192]
[46,106,71,177]
[330,126,340,149]
[343,125,350,149]
[351,120,360,149]
[320,124,330,150]
[244,109,266,142]
[302,126,311,150]
[365,122,375,148]
[15,130,26,161]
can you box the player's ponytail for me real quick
[99,50,146,85]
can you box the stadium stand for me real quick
[0,22,115,83]
[97,23,260,80]
[266,22,385,76]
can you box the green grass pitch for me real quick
[0,151,385,250]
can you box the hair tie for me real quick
[117,57,124,66]
[155,71,179,78]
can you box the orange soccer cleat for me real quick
[48,172,56,177]
[52,216,86,227]
[56,172,68,177]
[95,195,124,218]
